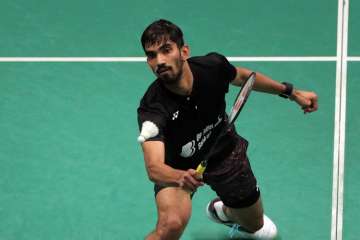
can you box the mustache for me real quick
[155,65,171,74]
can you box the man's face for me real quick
[144,40,188,84]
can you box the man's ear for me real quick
[180,45,190,60]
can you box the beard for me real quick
[156,59,184,85]
[158,68,183,84]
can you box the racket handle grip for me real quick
[196,162,207,175]
[185,162,207,195]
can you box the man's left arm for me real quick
[231,67,318,114]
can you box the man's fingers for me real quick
[298,92,318,114]
[183,180,196,191]
[187,169,204,182]
[184,174,203,187]
[302,98,318,113]
[180,170,204,192]
[312,99,319,111]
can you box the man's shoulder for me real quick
[188,52,227,68]
[139,80,162,104]
[138,80,170,115]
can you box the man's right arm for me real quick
[141,141,203,192]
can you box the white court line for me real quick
[0,57,147,62]
[348,56,360,61]
[0,56,359,62]
[227,56,337,62]
[332,0,349,239]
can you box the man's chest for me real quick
[164,92,225,158]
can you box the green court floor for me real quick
[0,0,337,57]
[343,63,360,240]
[0,0,358,239]
[349,0,360,55]
[0,62,334,240]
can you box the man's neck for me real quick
[163,61,193,96]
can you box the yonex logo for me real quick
[172,110,179,120]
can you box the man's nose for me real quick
[156,53,166,65]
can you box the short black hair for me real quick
[141,19,184,50]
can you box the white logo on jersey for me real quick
[180,140,196,157]
[180,115,223,158]
[172,110,179,120]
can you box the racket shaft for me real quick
[194,123,227,175]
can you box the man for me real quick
[137,19,318,240]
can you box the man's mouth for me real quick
[156,67,171,74]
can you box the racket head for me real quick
[228,72,256,124]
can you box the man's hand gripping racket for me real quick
[195,72,256,176]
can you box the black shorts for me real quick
[154,136,259,208]
[203,136,260,208]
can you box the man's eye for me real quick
[163,47,171,53]
[147,53,156,59]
